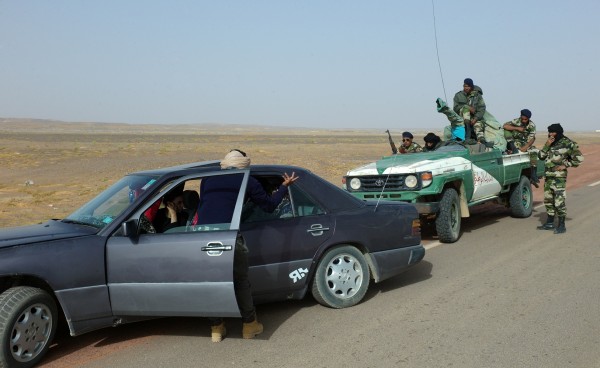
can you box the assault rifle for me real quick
[385,130,398,154]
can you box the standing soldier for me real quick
[537,124,584,234]
[503,109,540,187]
[398,132,423,153]
[453,78,487,143]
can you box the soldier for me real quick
[453,78,487,143]
[537,124,584,234]
[398,131,423,153]
[503,109,540,187]
[423,132,442,152]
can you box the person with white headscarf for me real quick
[196,149,298,342]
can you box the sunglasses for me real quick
[230,149,247,157]
[402,138,411,142]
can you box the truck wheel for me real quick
[0,287,57,368]
[311,246,370,309]
[436,188,461,243]
[509,176,533,218]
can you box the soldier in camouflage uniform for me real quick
[398,131,423,153]
[503,109,540,187]
[453,78,487,143]
[537,123,584,234]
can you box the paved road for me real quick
[39,180,600,368]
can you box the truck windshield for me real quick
[63,174,158,229]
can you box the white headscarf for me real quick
[220,150,251,169]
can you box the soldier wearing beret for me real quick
[398,131,423,154]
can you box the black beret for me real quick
[464,78,474,87]
[520,109,532,119]
[402,131,413,139]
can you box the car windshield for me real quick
[63,174,158,229]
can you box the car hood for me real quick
[0,220,98,249]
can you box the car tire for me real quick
[509,175,533,218]
[311,246,370,309]
[0,287,57,368]
[436,188,461,243]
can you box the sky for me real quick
[1,1,600,132]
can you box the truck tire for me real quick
[509,176,533,218]
[436,188,461,243]
[0,287,57,368]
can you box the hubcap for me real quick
[10,304,53,363]
[325,253,363,299]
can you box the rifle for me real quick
[385,130,398,154]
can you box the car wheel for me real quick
[509,175,533,218]
[436,187,461,243]
[311,246,370,309]
[0,287,57,368]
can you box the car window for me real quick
[139,173,245,235]
[241,177,324,223]
[290,185,324,216]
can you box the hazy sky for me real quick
[2,1,599,132]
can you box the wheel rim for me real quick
[10,303,54,363]
[521,185,532,208]
[324,253,364,299]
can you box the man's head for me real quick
[423,132,441,149]
[401,132,414,147]
[547,123,564,144]
[463,78,474,93]
[520,109,532,124]
[221,149,251,169]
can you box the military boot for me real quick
[537,215,555,230]
[242,318,264,339]
[436,98,449,113]
[507,141,518,154]
[211,322,226,343]
[554,216,566,234]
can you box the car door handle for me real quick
[306,224,330,237]
[201,242,233,256]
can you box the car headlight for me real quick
[349,178,362,190]
[405,175,418,188]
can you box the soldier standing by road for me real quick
[537,124,584,234]
[503,109,540,187]
[453,78,487,143]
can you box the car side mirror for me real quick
[121,219,139,238]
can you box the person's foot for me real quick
[242,320,264,339]
[211,323,226,343]
[436,98,448,112]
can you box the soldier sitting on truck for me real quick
[503,109,540,187]
[454,78,487,143]
[423,132,443,152]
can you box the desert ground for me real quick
[1,120,598,229]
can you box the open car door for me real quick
[105,170,250,318]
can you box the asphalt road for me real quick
[38,180,600,368]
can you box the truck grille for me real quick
[356,175,407,191]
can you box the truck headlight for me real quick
[349,178,362,190]
[420,172,433,187]
[405,175,418,188]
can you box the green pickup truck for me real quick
[343,142,545,243]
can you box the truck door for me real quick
[105,170,250,318]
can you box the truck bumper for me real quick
[412,202,440,215]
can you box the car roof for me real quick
[131,161,364,212]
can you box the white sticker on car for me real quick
[289,268,309,283]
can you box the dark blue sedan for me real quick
[0,161,424,367]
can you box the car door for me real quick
[469,150,502,201]
[241,183,334,295]
[105,170,250,318]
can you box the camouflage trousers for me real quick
[543,177,567,217]
[460,106,484,140]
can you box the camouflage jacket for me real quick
[399,142,423,154]
[538,136,584,178]
[505,118,536,148]
[453,85,486,122]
